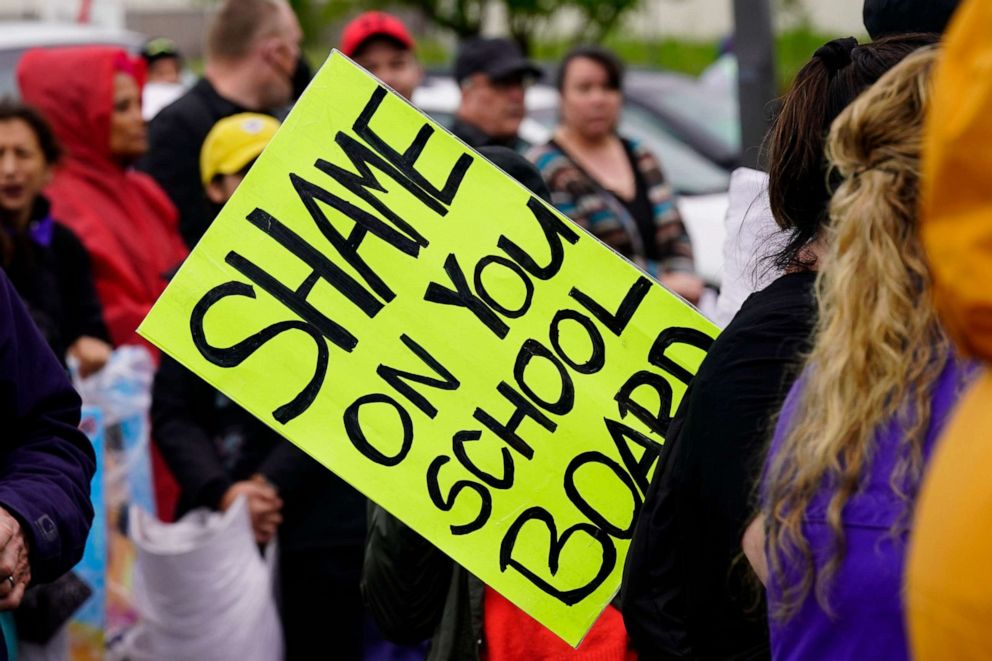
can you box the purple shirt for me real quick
[0,269,95,583]
[763,359,972,660]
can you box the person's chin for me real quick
[115,146,147,164]
[583,116,612,132]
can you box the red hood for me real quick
[17,46,146,169]
[15,46,185,349]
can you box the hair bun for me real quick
[814,37,859,73]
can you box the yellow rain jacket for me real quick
[908,0,992,658]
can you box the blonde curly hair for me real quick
[763,46,948,621]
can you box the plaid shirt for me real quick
[529,138,695,277]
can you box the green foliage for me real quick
[288,0,849,90]
[533,36,717,76]
[289,0,644,55]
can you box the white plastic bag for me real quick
[70,345,155,426]
[125,498,283,661]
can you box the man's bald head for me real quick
[206,0,298,63]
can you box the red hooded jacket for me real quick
[17,46,187,347]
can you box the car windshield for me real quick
[637,85,740,156]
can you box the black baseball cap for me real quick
[454,37,542,85]
[863,0,961,38]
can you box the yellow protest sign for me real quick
[139,52,719,646]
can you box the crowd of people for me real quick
[1,0,991,658]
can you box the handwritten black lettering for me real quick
[570,276,652,337]
[426,455,492,535]
[473,382,556,460]
[225,249,358,352]
[425,254,509,338]
[377,334,459,419]
[603,418,660,495]
[499,506,616,605]
[614,370,674,437]
[563,451,641,539]
[452,430,516,490]
[474,255,534,319]
[291,172,411,305]
[343,393,413,466]
[352,86,474,206]
[513,339,575,416]
[648,327,715,386]
[190,281,327,424]
[498,197,580,280]
[243,206,381,316]
[316,133,439,237]
[549,309,606,375]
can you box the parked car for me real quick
[413,75,731,286]
[624,68,741,170]
[0,21,144,97]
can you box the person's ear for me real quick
[206,180,227,204]
[259,36,284,66]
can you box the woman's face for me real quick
[559,57,622,140]
[0,119,51,219]
[109,73,147,161]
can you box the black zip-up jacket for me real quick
[622,271,817,660]
[139,78,258,248]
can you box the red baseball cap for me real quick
[340,12,415,58]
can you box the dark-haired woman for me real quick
[0,101,111,375]
[17,47,187,350]
[745,45,965,661]
[529,45,704,304]
[621,33,938,660]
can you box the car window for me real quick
[632,82,741,155]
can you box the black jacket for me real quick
[622,271,817,660]
[0,268,96,585]
[362,504,483,660]
[139,79,255,248]
[450,117,528,154]
[4,197,108,361]
[151,356,366,550]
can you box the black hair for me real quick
[765,32,938,271]
[556,45,625,93]
[0,97,61,164]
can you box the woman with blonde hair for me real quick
[623,33,935,660]
[744,47,973,660]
